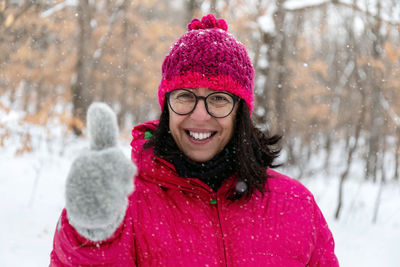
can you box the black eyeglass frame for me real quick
[165,89,240,118]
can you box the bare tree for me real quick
[364,1,384,182]
[335,43,366,219]
[186,0,200,26]
[262,0,288,132]
[394,128,400,180]
[118,1,133,127]
[71,0,92,135]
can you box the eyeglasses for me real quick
[166,89,240,118]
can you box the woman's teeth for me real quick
[189,131,213,141]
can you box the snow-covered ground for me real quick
[0,112,399,266]
[301,172,400,267]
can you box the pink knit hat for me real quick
[158,14,255,114]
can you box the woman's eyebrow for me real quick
[183,88,196,92]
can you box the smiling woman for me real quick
[50,14,339,266]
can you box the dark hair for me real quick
[144,101,281,201]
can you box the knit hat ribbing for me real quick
[158,14,255,114]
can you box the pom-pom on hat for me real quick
[158,14,255,114]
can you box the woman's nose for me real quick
[190,99,211,121]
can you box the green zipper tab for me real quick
[210,200,217,205]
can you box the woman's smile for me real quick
[186,129,216,141]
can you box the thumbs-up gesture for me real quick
[65,103,135,241]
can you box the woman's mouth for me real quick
[186,130,216,141]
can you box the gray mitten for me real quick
[65,102,135,241]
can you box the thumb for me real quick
[87,102,118,150]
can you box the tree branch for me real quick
[284,0,399,29]
[379,91,400,127]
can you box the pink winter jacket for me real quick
[50,120,339,266]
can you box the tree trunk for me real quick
[364,1,383,182]
[324,132,332,171]
[118,5,132,128]
[71,0,92,135]
[372,147,385,224]
[394,128,400,181]
[35,80,44,113]
[255,0,287,131]
[186,0,199,25]
[335,0,365,219]
[335,86,365,219]
[272,0,287,132]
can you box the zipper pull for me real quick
[210,192,217,205]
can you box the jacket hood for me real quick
[130,119,159,166]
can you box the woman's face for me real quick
[168,87,238,162]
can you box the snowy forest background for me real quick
[1,0,400,266]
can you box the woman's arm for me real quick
[50,103,136,266]
[308,198,339,267]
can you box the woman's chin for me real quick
[184,151,216,162]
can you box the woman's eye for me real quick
[176,93,195,100]
[210,94,230,103]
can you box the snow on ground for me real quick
[280,143,400,267]
[301,173,400,267]
[0,112,399,266]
